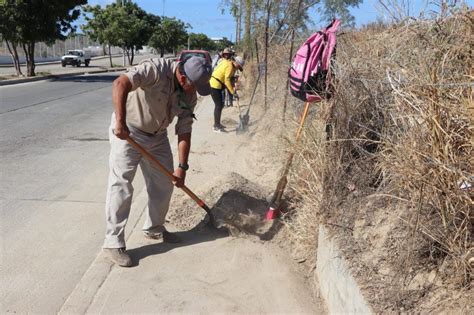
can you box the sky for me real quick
[84,0,474,39]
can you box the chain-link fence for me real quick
[0,34,123,64]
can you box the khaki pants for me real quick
[104,114,174,248]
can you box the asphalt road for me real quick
[0,73,145,313]
[0,54,157,76]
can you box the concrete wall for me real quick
[316,226,373,314]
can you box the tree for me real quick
[84,1,156,66]
[188,33,216,51]
[223,0,362,49]
[221,0,243,44]
[243,0,253,56]
[0,3,23,76]
[322,0,361,28]
[148,17,189,57]
[214,37,234,52]
[115,1,156,65]
[0,0,86,77]
[83,5,116,67]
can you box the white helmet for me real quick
[234,56,245,69]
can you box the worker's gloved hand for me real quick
[113,121,130,140]
[172,167,186,188]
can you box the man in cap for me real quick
[103,56,212,267]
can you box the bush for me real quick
[285,9,472,312]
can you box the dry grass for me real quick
[267,8,474,313]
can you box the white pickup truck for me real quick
[61,49,91,67]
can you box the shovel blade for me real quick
[241,114,249,126]
[236,123,248,134]
[236,114,249,135]
[265,206,281,220]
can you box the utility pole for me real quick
[163,0,165,16]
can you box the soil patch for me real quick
[167,172,284,241]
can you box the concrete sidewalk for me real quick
[58,96,321,314]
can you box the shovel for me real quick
[265,101,311,220]
[236,98,246,133]
[125,135,217,227]
[236,68,262,134]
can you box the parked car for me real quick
[61,49,91,67]
[177,50,212,65]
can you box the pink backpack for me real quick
[289,19,341,103]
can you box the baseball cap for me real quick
[183,56,212,96]
[234,56,245,70]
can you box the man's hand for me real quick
[114,120,130,139]
[172,167,186,188]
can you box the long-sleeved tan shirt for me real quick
[124,58,197,135]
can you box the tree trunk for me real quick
[108,45,113,67]
[243,0,252,57]
[235,15,239,44]
[23,42,36,77]
[263,0,271,111]
[283,29,295,120]
[235,0,243,44]
[6,40,23,77]
[125,48,131,66]
[130,48,135,65]
[283,0,303,120]
[160,48,164,57]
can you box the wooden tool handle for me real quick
[125,135,212,217]
[126,135,175,181]
[295,102,310,141]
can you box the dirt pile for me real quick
[167,172,282,240]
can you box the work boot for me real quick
[144,228,182,243]
[103,248,132,267]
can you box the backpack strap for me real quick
[212,76,226,88]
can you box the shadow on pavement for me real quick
[213,189,284,242]
[127,224,229,267]
[129,185,284,267]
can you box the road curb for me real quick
[0,67,127,86]
[316,225,373,314]
[58,186,148,314]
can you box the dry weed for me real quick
[277,8,473,313]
